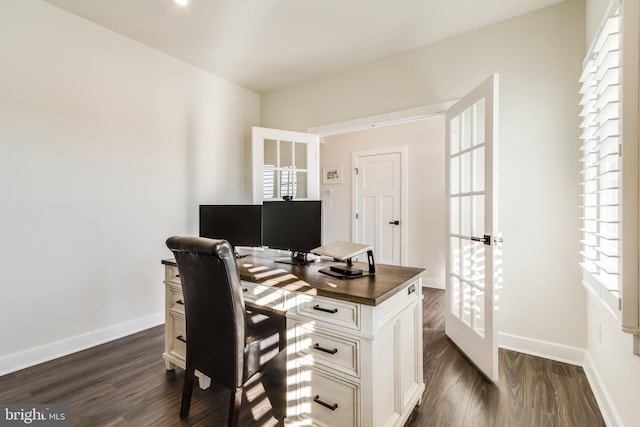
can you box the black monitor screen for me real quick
[199,205,262,248]
[262,200,322,257]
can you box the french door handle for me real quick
[471,235,491,245]
[389,220,400,225]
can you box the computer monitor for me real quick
[262,200,322,265]
[199,205,262,255]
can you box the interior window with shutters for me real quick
[263,140,308,199]
[252,127,319,203]
[579,0,639,337]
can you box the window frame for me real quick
[252,127,320,204]
[579,0,639,335]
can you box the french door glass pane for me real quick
[450,237,460,276]
[296,172,307,198]
[473,288,485,337]
[295,143,307,169]
[450,156,460,195]
[450,197,460,234]
[462,239,472,279]
[472,242,486,288]
[450,116,460,155]
[472,147,485,192]
[461,109,472,151]
[461,196,471,237]
[474,100,486,146]
[280,140,293,167]
[461,152,471,193]
[472,195,484,237]
[451,276,461,318]
[264,139,277,166]
[280,169,294,197]
[263,166,276,199]
[462,281,472,325]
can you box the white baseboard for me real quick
[498,332,585,366]
[583,352,623,427]
[0,312,164,376]
[422,279,444,289]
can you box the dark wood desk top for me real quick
[163,249,424,306]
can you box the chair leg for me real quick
[180,365,196,419]
[227,387,242,427]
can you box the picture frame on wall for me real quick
[323,166,342,184]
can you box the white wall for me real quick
[585,293,640,427]
[582,2,640,427]
[0,0,259,373]
[262,0,587,352]
[320,117,446,287]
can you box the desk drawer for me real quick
[296,324,359,378]
[168,313,186,360]
[296,295,360,330]
[165,266,181,284]
[167,286,185,313]
[306,367,358,427]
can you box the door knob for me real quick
[389,220,400,225]
[471,235,491,245]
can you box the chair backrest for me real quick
[166,236,245,390]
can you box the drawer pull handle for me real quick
[313,304,338,314]
[176,300,184,305]
[176,335,187,343]
[312,343,338,354]
[243,288,248,293]
[313,395,338,411]
[175,274,180,278]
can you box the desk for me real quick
[162,250,425,427]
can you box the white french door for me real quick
[445,74,501,381]
[252,127,320,204]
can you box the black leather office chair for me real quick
[165,236,286,427]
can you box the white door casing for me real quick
[445,74,501,382]
[352,147,408,265]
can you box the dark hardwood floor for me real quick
[408,289,604,427]
[0,288,604,427]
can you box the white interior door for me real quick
[252,127,319,204]
[445,74,501,382]
[353,148,405,265]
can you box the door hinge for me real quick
[355,213,359,220]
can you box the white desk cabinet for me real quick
[162,252,424,427]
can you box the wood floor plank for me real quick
[0,288,604,426]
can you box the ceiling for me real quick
[41,0,565,94]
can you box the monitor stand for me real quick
[319,249,376,279]
[275,251,311,266]
[328,257,363,276]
